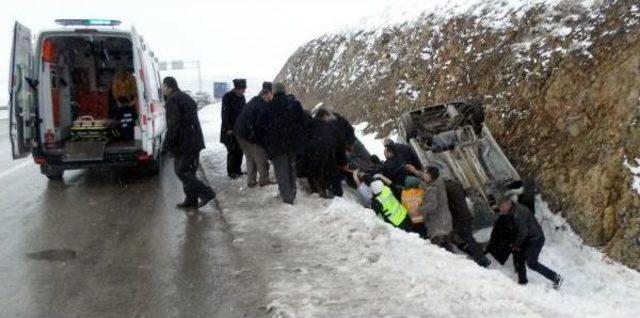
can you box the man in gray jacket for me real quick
[406,164,454,251]
[496,193,563,289]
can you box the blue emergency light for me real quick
[54,19,122,27]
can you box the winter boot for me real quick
[553,275,564,290]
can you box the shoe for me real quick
[198,193,216,208]
[176,201,198,210]
[478,259,491,268]
[229,174,240,179]
[553,275,564,290]
[248,182,258,188]
[259,180,276,187]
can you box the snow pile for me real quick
[198,103,640,317]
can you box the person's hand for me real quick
[405,164,417,173]
[352,169,360,181]
[226,130,233,135]
[511,245,521,252]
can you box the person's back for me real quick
[382,155,407,185]
[220,90,245,142]
[166,90,205,155]
[233,95,264,143]
[422,178,453,238]
[512,202,544,247]
[392,143,422,170]
[262,92,304,158]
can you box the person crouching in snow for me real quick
[406,164,455,252]
[370,180,413,232]
[494,192,564,289]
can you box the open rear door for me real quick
[8,21,36,159]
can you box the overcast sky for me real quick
[0,0,437,104]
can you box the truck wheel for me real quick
[401,113,417,140]
[41,165,64,181]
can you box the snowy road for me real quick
[199,103,640,318]
[1,102,638,317]
[0,114,265,317]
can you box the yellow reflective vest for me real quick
[374,186,408,227]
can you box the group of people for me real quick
[161,76,563,289]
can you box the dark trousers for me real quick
[514,237,559,284]
[174,151,215,204]
[312,165,343,198]
[224,138,243,176]
[456,227,491,267]
[272,153,297,204]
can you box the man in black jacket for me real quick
[444,179,491,267]
[305,110,348,198]
[221,79,247,178]
[234,82,273,187]
[496,193,563,289]
[381,145,407,186]
[384,139,423,171]
[162,77,215,209]
[256,83,304,204]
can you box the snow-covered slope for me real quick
[276,0,640,269]
[197,103,640,317]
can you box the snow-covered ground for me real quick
[198,103,640,317]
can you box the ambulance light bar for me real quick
[54,19,122,27]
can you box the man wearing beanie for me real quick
[233,82,274,187]
[221,79,247,178]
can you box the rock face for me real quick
[275,0,640,269]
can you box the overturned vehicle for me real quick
[397,100,526,229]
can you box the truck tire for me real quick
[401,113,417,140]
[41,165,64,181]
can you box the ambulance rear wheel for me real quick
[41,165,64,181]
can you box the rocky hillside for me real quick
[275,0,640,269]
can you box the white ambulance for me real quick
[8,19,166,179]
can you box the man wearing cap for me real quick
[221,79,247,179]
[495,192,563,289]
[233,82,274,187]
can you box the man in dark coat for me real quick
[444,179,491,267]
[161,77,215,209]
[496,193,563,289]
[381,144,408,186]
[221,79,247,178]
[304,110,348,198]
[233,82,273,187]
[257,83,304,204]
[384,139,423,171]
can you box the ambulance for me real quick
[8,19,166,179]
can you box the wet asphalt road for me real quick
[0,120,265,317]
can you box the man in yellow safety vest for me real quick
[370,180,413,232]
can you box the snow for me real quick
[195,102,640,317]
[623,158,640,195]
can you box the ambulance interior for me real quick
[41,35,139,157]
